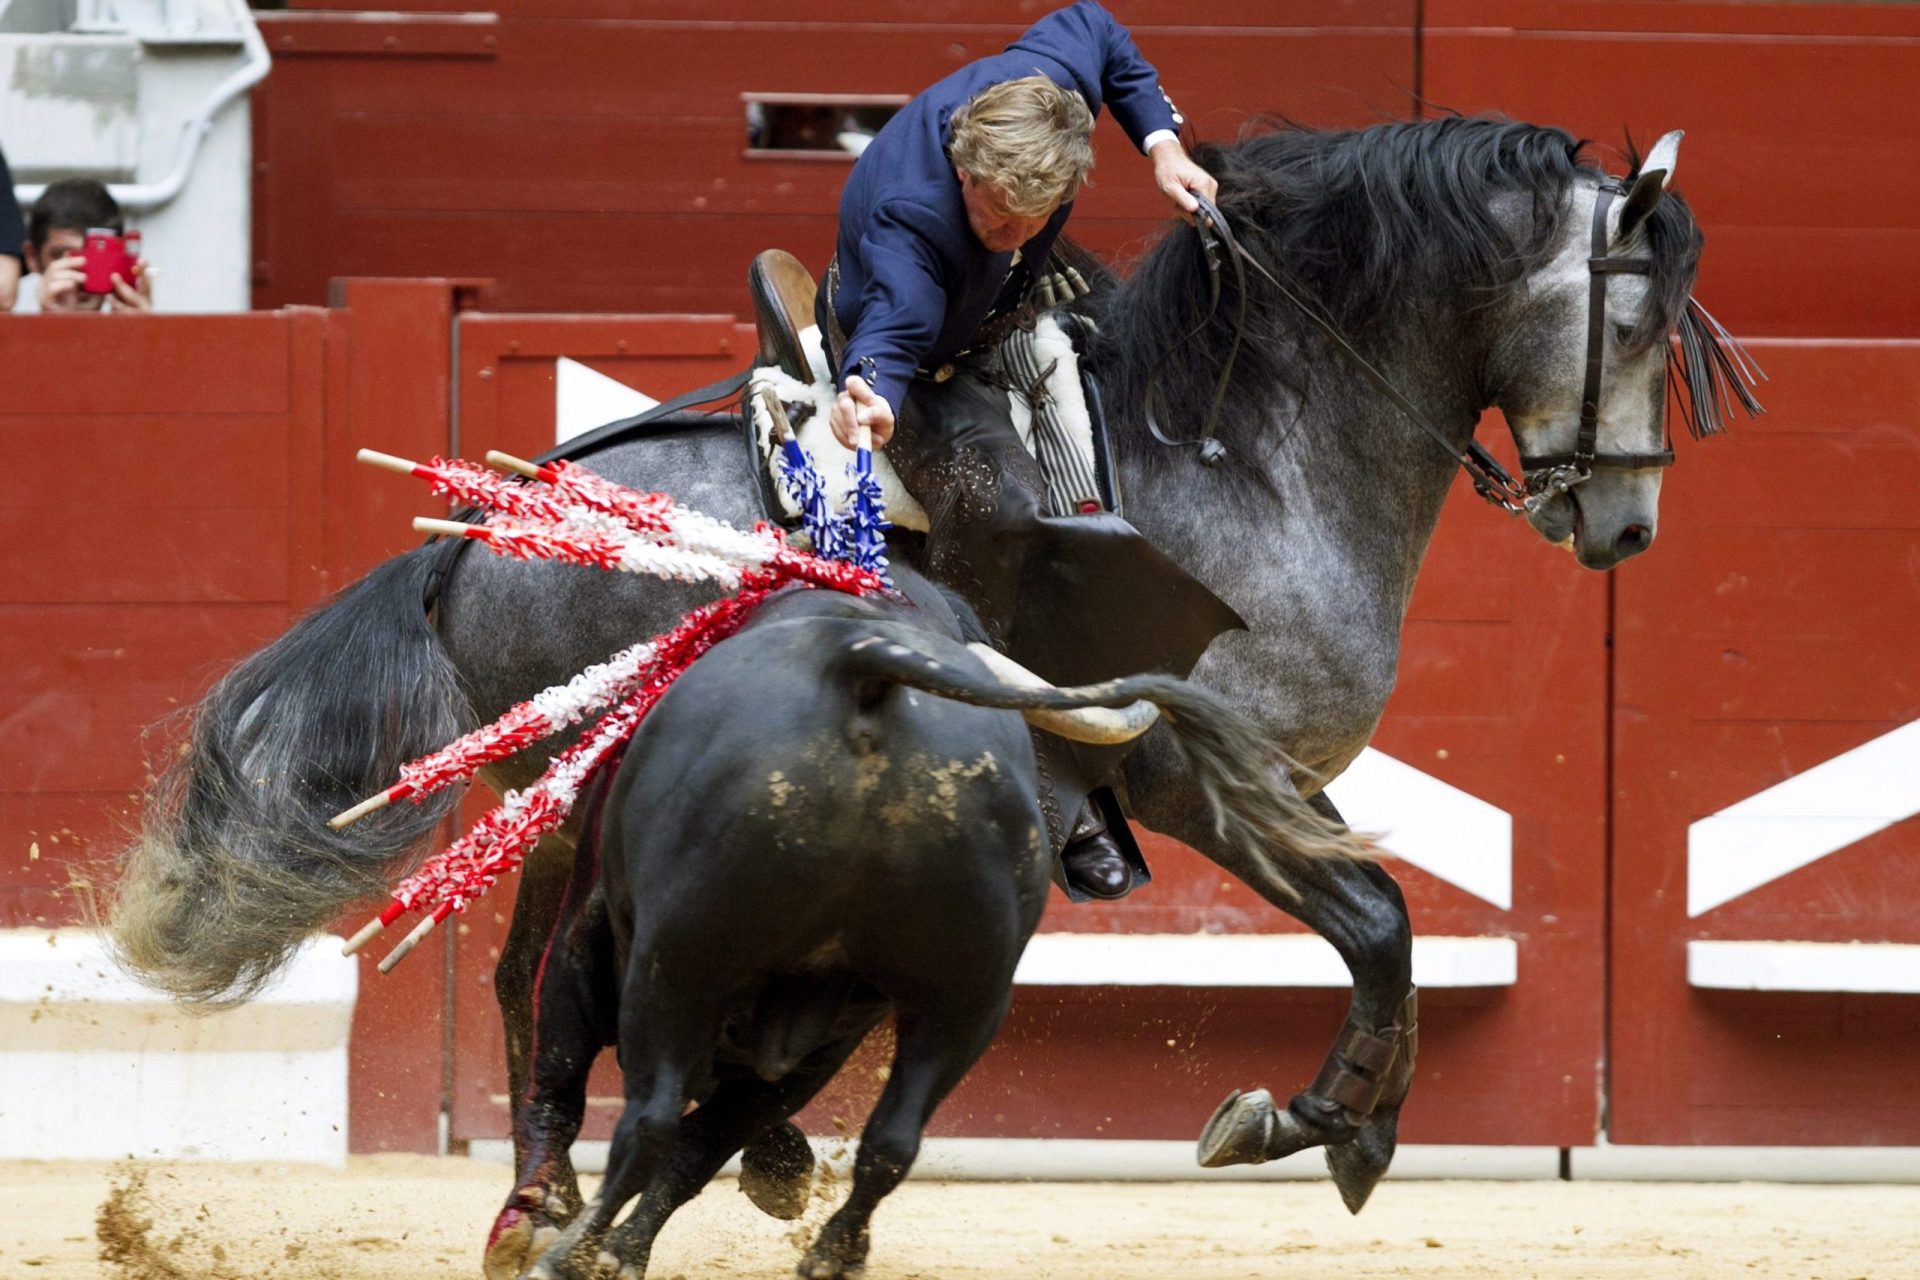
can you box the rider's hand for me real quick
[1150,138,1218,216]
[831,374,895,449]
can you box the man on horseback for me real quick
[816,0,1236,899]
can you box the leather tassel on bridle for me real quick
[1671,296,1766,440]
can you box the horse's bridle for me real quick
[1151,188,1677,516]
[1511,180,1676,507]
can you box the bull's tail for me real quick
[834,622,1372,895]
[108,548,473,1004]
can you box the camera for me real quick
[81,228,142,295]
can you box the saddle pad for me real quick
[749,316,1102,535]
[748,327,931,533]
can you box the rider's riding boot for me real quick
[1061,801,1134,900]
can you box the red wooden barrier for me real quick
[1611,340,1920,1145]
[6,296,1914,1150]
[0,283,469,1154]
[0,310,331,933]
[1421,1,1920,338]
[253,2,1416,314]
[255,2,1920,342]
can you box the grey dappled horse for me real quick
[112,117,1727,1233]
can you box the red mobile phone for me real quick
[81,229,136,295]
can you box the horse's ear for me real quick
[1618,129,1683,238]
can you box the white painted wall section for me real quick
[556,356,658,443]
[1688,718,1920,918]
[1324,747,1513,909]
[0,929,357,1165]
[1688,939,1920,994]
[1013,932,1516,988]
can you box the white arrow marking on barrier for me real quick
[1324,748,1512,910]
[1687,717,1920,918]
[555,357,656,444]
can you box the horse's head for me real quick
[1489,131,1700,570]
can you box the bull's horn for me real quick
[964,644,1160,745]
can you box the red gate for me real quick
[1610,340,1920,1145]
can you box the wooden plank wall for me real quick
[255,1,1417,314]
[257,1,1920,339]
[0,284,468,1154]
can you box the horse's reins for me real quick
[1149,189,1680,516]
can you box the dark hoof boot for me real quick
[1325,1107,1400,1214]
[740,1121,814,1220]
[1061,829,1134,900]
[1195,1087,1315,1168]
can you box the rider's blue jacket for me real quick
[829,1,1182,414]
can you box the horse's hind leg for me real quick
[800,989,1012,1280]
[1176,788,1415,1213]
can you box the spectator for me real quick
[22,178,152,313]
[0,144,23,310]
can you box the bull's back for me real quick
[600,610,1050,972]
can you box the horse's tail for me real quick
[109,548,473,1004]
[836,622,1373,893]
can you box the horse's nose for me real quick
[1614,523,1653,560]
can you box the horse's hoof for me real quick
[1197,1088,1270,1167]
[740,1121,814,1220]
[1196,1087,1315,1167]
[1325,1107,1400,1215]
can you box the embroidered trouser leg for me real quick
[885,374,1049,640]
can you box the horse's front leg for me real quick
[1127,752,1417,1213]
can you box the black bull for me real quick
[497,576,1370,1280]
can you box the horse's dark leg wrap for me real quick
[1198,988,1417,1166]
[1292,986,1420,1129]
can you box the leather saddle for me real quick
[748,249,820,384]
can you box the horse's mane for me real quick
[1073,116,1707,463]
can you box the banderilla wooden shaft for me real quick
[341,899,407,956]
[414,517,483,539]
[378,903,452,974]
[329,783,412,830]
[356,448,425,476]
[486,450,545,479]
[757,387,795,444]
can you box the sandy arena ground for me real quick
[1,1156,1914,1280]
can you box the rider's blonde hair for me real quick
[948,75,1095,216]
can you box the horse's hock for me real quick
[0,931,357,1164]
